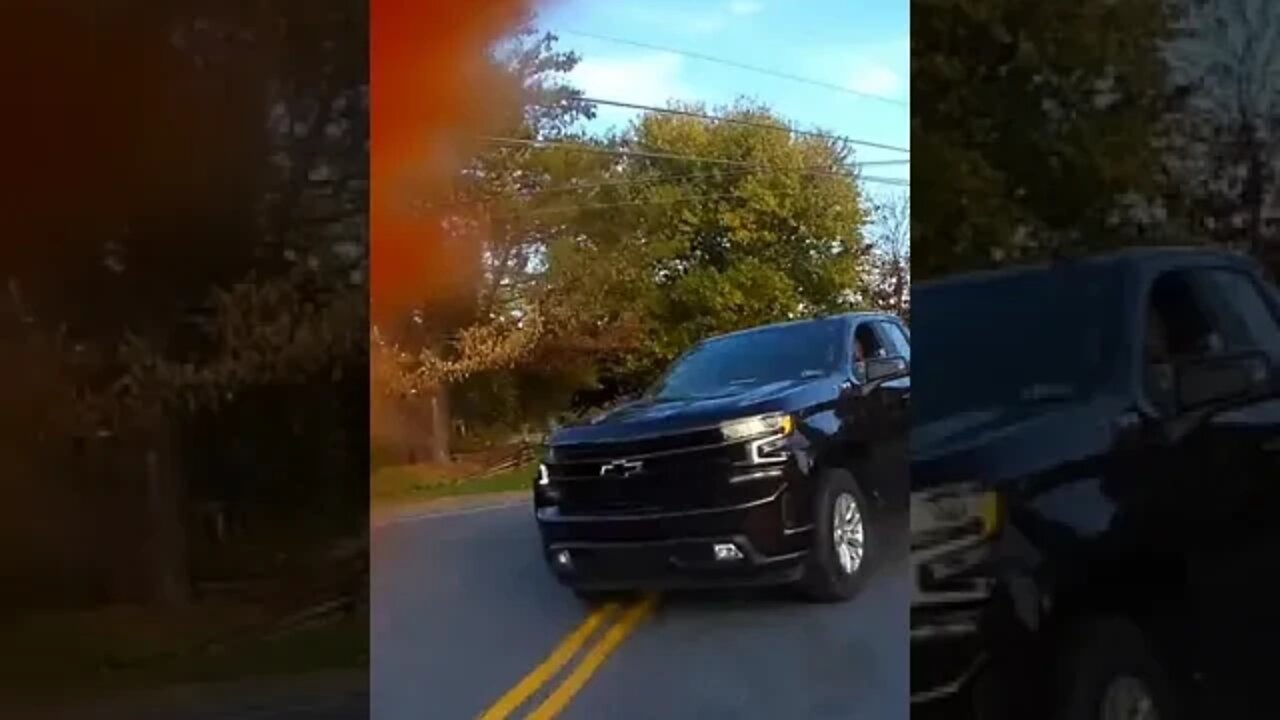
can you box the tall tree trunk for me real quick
[1246,153,1265,258]
[892,264,905,316]
[429,387,450,464]
[144,419,190,607]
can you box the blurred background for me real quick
[2,1,368,714]
[914,0,1280,278]
[911,1,1280,718]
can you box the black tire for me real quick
[798,468,872,602]
[1054,616,1178,720]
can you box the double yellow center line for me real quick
[476,593,660,720]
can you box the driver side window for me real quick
[876,321,911,362]
[852,322,887,380]
[1143,273,1193,411]
[1143,267,1280,412]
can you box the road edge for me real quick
[370,490,530,528]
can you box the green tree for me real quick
[912,0,1177,280]
[385,50,879,444]
[578,101,873,383]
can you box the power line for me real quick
[481,135,842,173]
[850,159,909,167]
[477,136,908,180]
[544,96,910,154]
[491,184,905,221]
[423,147,907,213]
[557,28,909,109]
[423,164,870,211]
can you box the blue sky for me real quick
[535,0,910,201]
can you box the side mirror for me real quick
[1175,351,1270,410]
[865,355,909,383]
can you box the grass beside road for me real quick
[370,459,537,507]
[2,602,367,703]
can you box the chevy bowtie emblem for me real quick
[600,459,643,477]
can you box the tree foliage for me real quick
[376,29,611,389]
[11,1,369,433]
[912,0,1177,280]
[570,101,872,383]
[4,0,370,606]
[867,193,910,318]
[380,33,883,446]
[1165,0,1280,256]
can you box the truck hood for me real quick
[910,399,1117,491]
[551,375,841,445]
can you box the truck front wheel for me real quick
[798,469,872,602]
[1053,616,1178,720]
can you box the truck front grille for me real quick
[546,435,780,515]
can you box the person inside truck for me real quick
[854,325,885,360]
[1144,298,1176,405]
[1150,272,1224,359]
[852,324,884,380]
[1144,271,1239,409]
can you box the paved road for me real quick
[13,670,368,720]
[371,499,909,720]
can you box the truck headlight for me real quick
[537,463,550,487]
[721,412,794,442]
[911,483,1002,545]
[722,413,795,465]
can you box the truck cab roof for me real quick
[916,245,1260,294]
[701,311,903,345]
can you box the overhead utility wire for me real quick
[421,164,885,211]
[478,136,909,184]
[542,96,910,154]
[557,28,909,109]
[491,185,901,221]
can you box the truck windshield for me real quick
[650,318,846,400]
[912,261,1126,425]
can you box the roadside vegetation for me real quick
[4,605,366,703]
[371,25,911,484]
[5,3,367,701]
[372,448,538,507]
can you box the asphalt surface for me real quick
[371,499,909,720]
[13,670,369,720]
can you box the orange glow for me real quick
[370,0,534,326]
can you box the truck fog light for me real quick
[713,543,744,561]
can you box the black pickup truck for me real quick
[910,247,1280,720]
[533,312,910,602]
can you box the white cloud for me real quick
[612,5,725,35]
[806,38,909,101]
[688,14,729,34]
[569,52,692,107]
[847,65,903,98]
[728,1,765,16]
[611,2,762,35]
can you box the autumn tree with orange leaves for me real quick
[370,25,651,462]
